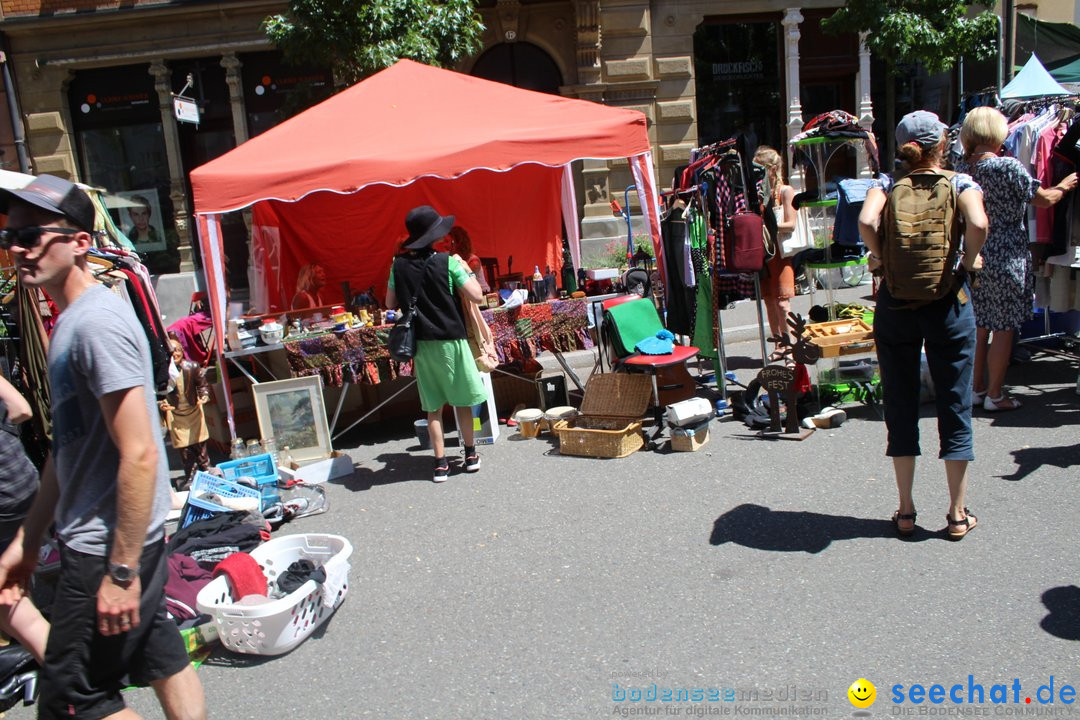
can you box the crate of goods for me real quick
[803,319,874,358]
[217,453,280,507]
[195,533,352,656]
[552,373,652,458]
[670,420,710,452]
[180,471,263,529]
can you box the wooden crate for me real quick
[804,319,875,358]
[553,374,651,458]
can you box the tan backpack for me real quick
[882,170,961,305]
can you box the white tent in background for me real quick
[0,168,34,191]
[1002,54,1072,98]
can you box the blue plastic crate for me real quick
[179,495,230,529]
[187,470,267,516]
[217,453,278,489]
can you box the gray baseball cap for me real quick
[895,110,947,148]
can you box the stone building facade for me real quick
[1,0,882,268]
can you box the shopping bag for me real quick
[781,207,814,258]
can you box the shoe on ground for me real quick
[433,461,450,483]
[463,451,481,473]
[811,406,846,429]
[983,394,1021,412]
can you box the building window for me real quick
[69,64,181,275]
[694,19,783,152]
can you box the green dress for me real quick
[389,255,487,412]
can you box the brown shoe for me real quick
[946,508,978,540]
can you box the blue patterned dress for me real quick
[955,156,1040,331]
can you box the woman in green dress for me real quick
[387,206,487,482]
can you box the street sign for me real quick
[173,95,199,126]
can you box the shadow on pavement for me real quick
[1040,586,1080,641]
[999,441,1080,482]
[332,452,435,491]
[709,503,943,553]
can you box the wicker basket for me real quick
[552,374,651,458]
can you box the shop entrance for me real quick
[694,17,783,154]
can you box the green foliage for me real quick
[265,0,485,86]
[822,0,998,75]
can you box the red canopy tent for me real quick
[190,59,662,438]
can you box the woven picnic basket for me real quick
[552,373,651,458]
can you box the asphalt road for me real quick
[7,312,1080,720]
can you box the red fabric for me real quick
[213,552,267,600]
[167,311,213,365]
[252,163,565,310]
[190,60,649,214]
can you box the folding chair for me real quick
[601,297,700,442]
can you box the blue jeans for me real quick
[873,281,976,460]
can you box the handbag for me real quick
[388,256,433,363]
[726,212,766,273]
[781,207,814,259]
[463,295,498,373]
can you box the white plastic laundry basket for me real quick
[196,533,352,656]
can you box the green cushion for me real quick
[605,299,663,358]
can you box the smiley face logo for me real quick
[848,678,876,708]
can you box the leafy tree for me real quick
[822,0,998,75]
[264,0,485,86]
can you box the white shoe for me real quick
[812,407,847,429]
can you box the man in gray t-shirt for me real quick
[0,175,205,719]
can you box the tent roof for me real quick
[1018,14,1080,66]
[1046,53,1080,85]
[1002,53,1072,98]
[191,59,650,214]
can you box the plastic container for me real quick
[195,533,352,656]
[414,419,431,449]
[180,471,264,527]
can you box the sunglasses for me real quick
[0,225,81,251]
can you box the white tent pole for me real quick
[629,151,665,283]
[197,214,236,440]
[561,163,582,272]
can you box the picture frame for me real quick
[110,189,166,252]
[250,376,331,464]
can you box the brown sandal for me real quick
[946,508,978,541]
[892,510,917,537]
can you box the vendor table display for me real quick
[283,326,413,388]
[280,298,593,386]
[481,298,593,363]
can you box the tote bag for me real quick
[463,297,499,373]
[780,207,814,259]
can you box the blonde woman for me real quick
[753,145,797,360]
[291,262,326,310]
[956,107,1077,411]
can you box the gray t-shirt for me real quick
[47,284,171,555]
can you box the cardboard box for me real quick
[670,420,710,452]
[278,451,355,484]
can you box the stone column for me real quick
[855,33,876,178]
[221,53,249,146]
[781,9,804,183]
[573,0,601,85]
[573,0,609,228]
[150,60,193,271]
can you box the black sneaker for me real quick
[433,460,450,483]
[463,450,481,473]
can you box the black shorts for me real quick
[0,492,34,553]
[39,539,191,720]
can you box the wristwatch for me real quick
[108,562,139,587]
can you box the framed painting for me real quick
[251,376,331,463]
